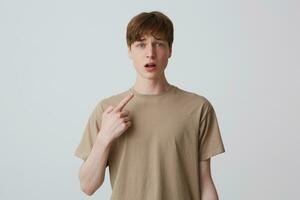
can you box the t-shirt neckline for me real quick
[129,84,176,98]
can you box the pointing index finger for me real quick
[114,92,134,112]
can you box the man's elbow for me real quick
[78,164,105,196]
[81,186,94,196]
[81,186,95,196]
[80,180,104,196]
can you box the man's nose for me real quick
[146,44,155,58]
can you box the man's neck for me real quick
[133,78,171,95]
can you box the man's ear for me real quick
[168,46,172,58]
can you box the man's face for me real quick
[128,34,172,80]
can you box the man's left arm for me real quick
[200,158,219,200]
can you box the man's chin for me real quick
[138,73,161,80]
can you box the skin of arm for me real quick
[200,158,220,200]
[78,93,134,196]
[78,133,112,196]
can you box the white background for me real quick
[1,0,299,199]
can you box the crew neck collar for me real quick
[129,84,176,98]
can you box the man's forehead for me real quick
[138,34,166,41]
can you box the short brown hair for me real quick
[126,11,174,48]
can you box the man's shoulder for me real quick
[175,86,216,119]
[175,85,211,106]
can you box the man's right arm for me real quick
[78,132,112,196]
[77,92,134,196]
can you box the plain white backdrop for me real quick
[1,0,299,199]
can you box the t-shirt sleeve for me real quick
[198,100,225,161]
[74,101,106,164]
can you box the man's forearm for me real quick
[78,132,112,195]
[200,180,219,200]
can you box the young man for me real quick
[74,11,225,200]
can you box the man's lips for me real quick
[144,63,157,72]
[144,63,156,68]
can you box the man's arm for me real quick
[78,133,111,196]
[200,158,220,200]
[77,93,134,196]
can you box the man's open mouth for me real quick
[144,63,157,72]
[144,63,156,68]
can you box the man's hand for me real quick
[100,92,134,142]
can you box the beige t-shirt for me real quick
[74,84,225,200]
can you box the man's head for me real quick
[126,11,174,49]
[126,11,174,80]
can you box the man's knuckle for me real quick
[114,114,119,120]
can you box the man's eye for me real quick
[156,43,165,47]
[137,43,145,47]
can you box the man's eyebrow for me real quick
[153,35,166,40]
[138,37,165,41]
